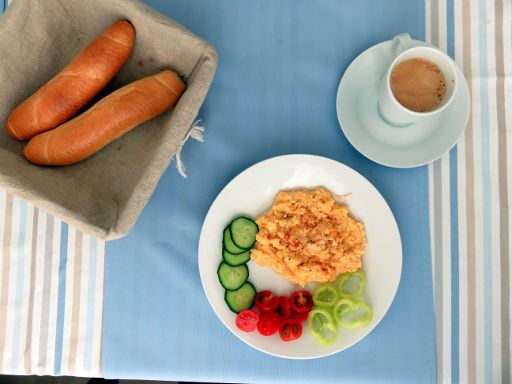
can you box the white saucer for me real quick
[336,38,470,168]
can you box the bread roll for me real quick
[6,20,135,141]
[23,70,186,166]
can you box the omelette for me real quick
[251,188,367,286]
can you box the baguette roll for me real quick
[23,70,186,166]
[6,20,135,141]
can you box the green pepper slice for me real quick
[312,283,339,307]
[307,308,338,345]
[337,270,366,298]
[333,298,373,329]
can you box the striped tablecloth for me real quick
[0,0,510,382]
[0,188,105,376]
[427,0,511,383]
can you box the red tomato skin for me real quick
[290,310,309,322]
[290,290,314,313]
[255,290,279,312]
[257,312,281,336]
[236,310,259,332]
[276,296,292,319]
[279,319,303,341]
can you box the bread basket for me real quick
[0,0,217,239]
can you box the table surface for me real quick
[0,0,510,383]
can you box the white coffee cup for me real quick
[378,33,457,126]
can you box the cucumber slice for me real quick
[229,217,259,249]
[222,248,251,267]
[225,282,256,313]
[217,262,248,291]
[223,227,246,254]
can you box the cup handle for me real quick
[391,33,412,57]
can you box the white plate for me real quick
[198,155,402,359]
[336,38,470,168]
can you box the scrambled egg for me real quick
[251,188,366,286]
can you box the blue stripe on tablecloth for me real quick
[11,200,27,371]
[477,0,492,381]
[446,0,454,58]
[54,223,69,376]
[83,237,98,372]
[446,1,459,382]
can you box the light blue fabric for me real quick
[103,1,435,382]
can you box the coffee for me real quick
[390,58,446,113]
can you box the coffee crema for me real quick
[390,58,446,113]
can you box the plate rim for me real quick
[198,154,403,359]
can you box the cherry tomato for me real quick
[290,311,309,322]
[257,312,281,336]
[290,290,313,313]
[276,296,292,319]
[279,319,303,341]
[236,309,259,332]
[255,290,279,312]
